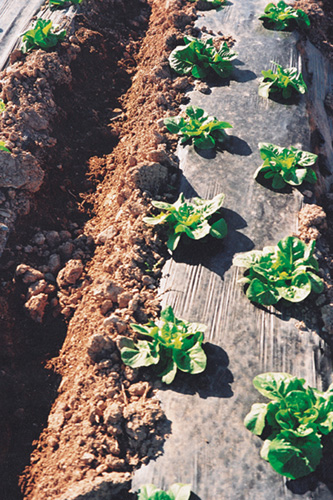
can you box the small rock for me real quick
[96,464,108,475]
[103,315,127,333]
[81,452,96,465]
[104,403,123,425]
[96,226,118,245]
[59,241,75,259]
[303,190,313,198]
[195,80,210,94]
[24,293,48,323]
[118,291,133,308]
[152,130,165,144]
[47,436,59,448]
[128,381,149,397]
[48,409,65,430]
[128,156,137,167]
[56,259,83,287]
[147,148,169,164]
[131,162,168,195]
[26,279,47,299]
[59,230,72,242]
[142,275,154,286]
[100,300,113,315]
[48,253,61,274]
[172,76,189,91]
[24,245,33,254]
[106,455,125,470]
[93,281,123,302]
[33,232,45,246]
[45,230,60,248]
[128,297,139,312]
[87,334,115,360]
[15,264,44,284]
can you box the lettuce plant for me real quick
[0,100,5,113]
[255,143,317,189]
[233,236,323,306]
[49,0,82,6]
[138,484,191,500]
[21,19,66,54]
[143,192,227,251]
[188,0,224,7]
[0,141,11,153]
[259,62,307,99]
[164,105,232,150]
[245,372,333,479]
[169,36,237,80]
[259,1,310,30]
[119,306,207,384]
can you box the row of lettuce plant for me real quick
[4,0,329,494]
[122,0,332,492]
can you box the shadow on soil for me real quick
[0,305,65,500]
[159,343,234,399]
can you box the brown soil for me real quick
[0,0,200,498]
[0,0,332,498]
[295,0,333,61]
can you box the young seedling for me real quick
[169,36,237,80]
[259,1,310,30]
[254,143,317,189]
[138,483,191,500]
[187,0,225,8]
[0,100,6,113]
[245,372,333,479]
[0,141,11,153]
[233,236,323,306]
[164,105,232,150]
[258,62,307,99]
[143,192,227,251]
[49,0,82,7]
[119,306,207,384]
[21,18,66,54]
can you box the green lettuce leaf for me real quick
[267,430,322,479]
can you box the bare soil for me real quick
[0,0,332,499]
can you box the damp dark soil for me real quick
[0,0,332,499]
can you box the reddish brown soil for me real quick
[0,0,199,498]
[295,0,333,61]
[0,0,332,498]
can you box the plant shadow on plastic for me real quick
[204,59,257,87]
[196,134,252,160]
[159,342,234,399]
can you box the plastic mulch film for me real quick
[133,1,333,499]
